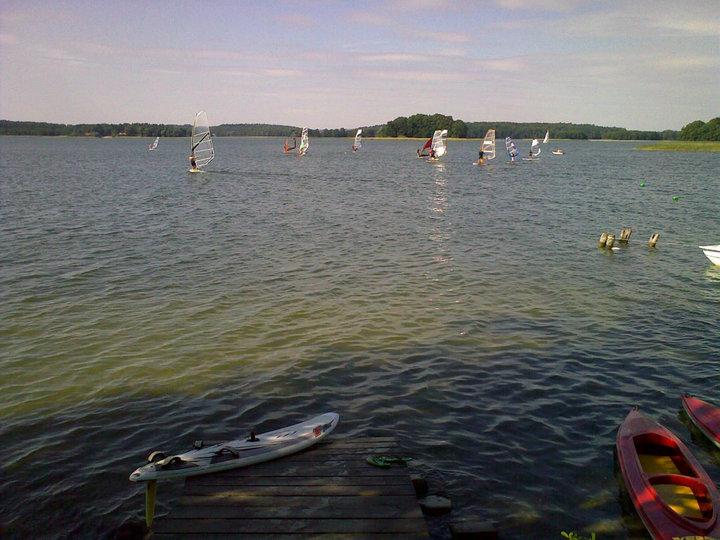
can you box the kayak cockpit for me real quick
[634,433,717,525]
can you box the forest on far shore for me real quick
[2,115,716,141]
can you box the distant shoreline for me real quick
[636,141,720,152]
[0,134,669,142]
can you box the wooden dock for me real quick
[151,437,429,539]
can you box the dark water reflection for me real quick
[0,136,718,538]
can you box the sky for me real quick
[1,0,718,131]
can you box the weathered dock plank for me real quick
[151,436,428,538]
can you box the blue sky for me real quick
[1,0,718,130]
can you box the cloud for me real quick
[651,55,720,71]
[263,68,303,77]
[275,13,316,28]
[346,11,394,26]
[360,69,459,82]
[358,53,427,63]
[495,0,583,11]
[0,33,17,45]
[651,15,720,35]
[416,31,471,43]
[483,57,527,72]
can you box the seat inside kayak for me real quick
[635,434,710,521]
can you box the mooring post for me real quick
[598,232,608,248]
[619,227,632,243]
[648,233,659,248]
[606,234,616,249]
[145,480,157,529]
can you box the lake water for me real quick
[1,136,718,538]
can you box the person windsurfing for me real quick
[189,153,198,170]
[478,149,485,164]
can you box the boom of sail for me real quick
[505,137,519,161]
[430,129,448,158]
[190,111,214,168]
[298,127,309,155]
[543,130,549,144]
[148,137,159,151]
[481,129,496,160]
[531,138,541,157]
[352,129,362,151]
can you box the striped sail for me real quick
[431,129,448,157]
[190,111,214,168]
[481,129,496,160]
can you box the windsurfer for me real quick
[189,154,197,170]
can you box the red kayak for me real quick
[616,408,720,539]
[682,394,720,449]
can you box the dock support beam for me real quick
[145,480,157,529]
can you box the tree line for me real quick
[0,121,191,137]
[213,124,383,137]
[378,114,677,140]
[0,120,383,138]
[678,118,720,141]
[378,114,468,138]
[0,117,685,140]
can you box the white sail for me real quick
[505,137,519,161]
[543,130,549,144]
[481,129,496,160]
[190,111,214,168]
[531,138,541,157]
[353,129,362,150]
[148,136,159,151]
[298,127,309,155]
[431,129,448,158]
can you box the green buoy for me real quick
[640,182,646,187]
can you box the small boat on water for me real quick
[283,134,297,154]
[427,129,448,161]
[188,111,214,173]
[552,148,564,155]
[616,408,720,540]
[352,129,362,152]
[297,127,309,156]
[682,394,720,448]
[522,138,541,160]
[505,136,519,162]
[147,137,159,151]
[699,245,720,265]
[417,135,432,158]
[474,129,495,165]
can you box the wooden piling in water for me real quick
[648,233,659,247]
[598,232,608,248]
[606,234,616,249]
[619,227,632,243]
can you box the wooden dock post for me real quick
[619,227,632,243]
[598,232,608,248]
[648,233,659,247]
[151,437,429,538]
[605,234,616,249]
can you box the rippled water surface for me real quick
[1,136,719,538]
